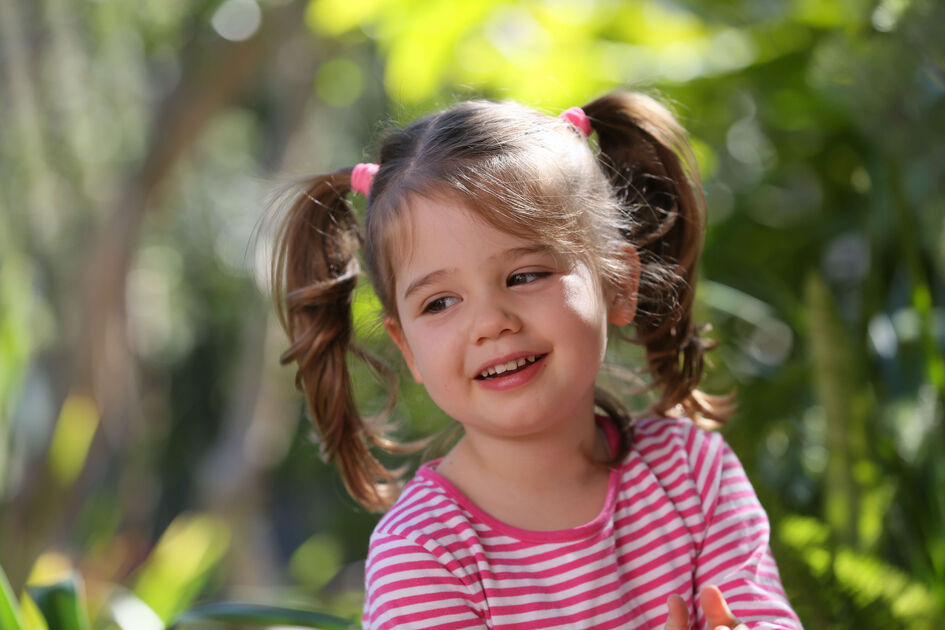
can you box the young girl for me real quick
[270,92,802,629]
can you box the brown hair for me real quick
[583,92,733,424]
[270,91,731,512]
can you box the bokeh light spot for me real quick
[49,394,99,486]
[211,0,261,42]
[315,58,365,107]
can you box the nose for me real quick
[470,299,521,343]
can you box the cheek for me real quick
[558,274,610,361]
[560,273,609,325]
[404,322,460,372]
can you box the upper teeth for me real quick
[480,355,538,378]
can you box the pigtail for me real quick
[270,171,406,512]
[583,92,734,424]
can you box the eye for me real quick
[422,295,459,314]
[508,271,551,286]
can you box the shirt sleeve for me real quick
[363,532,487,630]
[686,425,804,630]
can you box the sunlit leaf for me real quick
[779,515,832,577]
[20,593,48,630]
[0,248,42,496]
[133,514,230,622]
[288,533,343,591]
[793,0,865,28]
[352,281,383,339]
[857,482,894,548]
[26,573,90,630]
[102,587,164,630]
[26,552,74,586]
[383,0,501,103]
[306,0,388,36]
[0,563,25,630]
[780,514,944,624]
[48,394,100,487]
[835,548,939,620]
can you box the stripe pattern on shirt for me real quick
[363,417,802,629]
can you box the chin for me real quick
[470,407,568,438]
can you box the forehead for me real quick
[391,194,529,271]
[374,191,598,310]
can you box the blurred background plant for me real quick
[0,0,942,628]
[1,554,356,630]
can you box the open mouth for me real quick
[475,354,547,380]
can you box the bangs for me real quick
[361,99,633,320]
[367,180,600,320]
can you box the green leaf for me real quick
[167,602,358,629]
[133,513,230,621]
[101,586,164,630]
[0,563,25,630]
[25,573,90,630]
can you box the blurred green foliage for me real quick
[1,0,943,628]
[0,561,356,629]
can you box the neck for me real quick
[434,405,614,531]
[438,408,609,495]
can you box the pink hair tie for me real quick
[560,106,592,137]
[351,162,379,196]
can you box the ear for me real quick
[607,245,640,326]
[383,317,423,383]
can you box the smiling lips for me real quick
[476,354,546,380]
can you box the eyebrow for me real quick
[401,245,552,301]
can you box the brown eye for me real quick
[508,271,550,286]
[423,296,458,314]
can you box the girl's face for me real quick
[384,195,637,444]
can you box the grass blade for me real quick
[0,563,24,630]
[25,572,90,630]
[168,602,358,629]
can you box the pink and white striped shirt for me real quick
[363,417,801,629]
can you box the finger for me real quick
[663,594,690,630]
[700,585,740,628]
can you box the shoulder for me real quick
[372,465,471,544]
[630,416,727,471]
[631,416,767,521]
[624,417,740,514]
[368,465,482,579]
[621,417,762,546]
[365,469,488,628]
